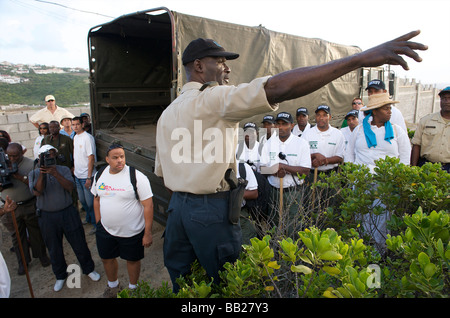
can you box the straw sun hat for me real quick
[360,92,399,112]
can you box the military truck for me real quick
[87,7,368,225]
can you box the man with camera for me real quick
[28,145,100,292]
[0,143,49,275]
[41,120,74,170]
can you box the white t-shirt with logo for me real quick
[260,134,311,188]
[301,125,345,171]
[91,165,153,237]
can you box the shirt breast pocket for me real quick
[422,126,438,145]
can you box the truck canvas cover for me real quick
[88,7,362,125]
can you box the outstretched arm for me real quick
[264,30,427,104]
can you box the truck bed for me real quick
[101,124,157,153]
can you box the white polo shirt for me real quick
[292,122,311,137]
[344,123,411,173]
[236,141,261,171]
[301,125,345,171]
[260,134,311,188]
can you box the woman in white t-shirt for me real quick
[344,93,411,254]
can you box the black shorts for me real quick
[95,222,145,261]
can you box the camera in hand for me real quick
[39,150,57,167]
[0,148,18,189]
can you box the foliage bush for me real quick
[118,158,449,298]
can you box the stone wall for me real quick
[1,106,90,159]
[393,78,441,128]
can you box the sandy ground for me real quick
[0,210,171,298]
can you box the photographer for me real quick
[0,143,49,275]
[29,145,100,292]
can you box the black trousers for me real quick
[38,205,95,280]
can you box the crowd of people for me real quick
[2,32,447,298]
[0,94,154,297]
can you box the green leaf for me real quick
[322,266,341,276]
[320,250,343,261]
[418,252,430,266]
[424,263,436,278]
[291,265,312,275]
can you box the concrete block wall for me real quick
[1,106,90,159]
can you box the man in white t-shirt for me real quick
[73,116,97,232]
[292,107,311,137]
[260,112,311,233]
[91,143,154,298]
[301,105,345,173]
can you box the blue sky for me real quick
[1,0,448,86]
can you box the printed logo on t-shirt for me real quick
[309,141,318,149]
[98,183,126,196]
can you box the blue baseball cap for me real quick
[438,86,450,96]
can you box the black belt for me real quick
[178,191,230,199]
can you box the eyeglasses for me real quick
[352,102,362,105]
[106,143,124,155]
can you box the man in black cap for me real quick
[301,105,346,173]
[341,109,359,150]
[259,115,276,151]
[260,112,311,234]
[362,79,407,133]
[292,107,311,137]
[155,32,427,291]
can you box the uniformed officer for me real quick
[411,86,450,172]
[301,105,346,174]
[155,32,427,292]
[292,107,311,137]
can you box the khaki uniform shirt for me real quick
[412,112,450,164]
[29,105,75,125]
[155,76,277,194]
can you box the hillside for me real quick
[0,62,89,107]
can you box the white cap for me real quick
[45,95,55,102]
[38,144,58,155]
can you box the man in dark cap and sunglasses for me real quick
[155,32,427,292]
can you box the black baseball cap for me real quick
[345,109,359,119]
[365,79,386,91]
[275,112,294,123]
[261,115,275,124]
[296,107,309,116]
[182,38,239,65]
[243,122,257,131]
[315,105,331,114]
